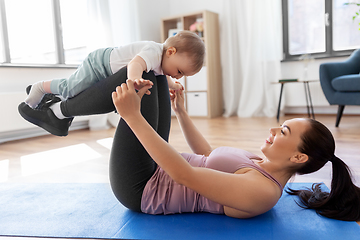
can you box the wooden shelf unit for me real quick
[161,10,223,118]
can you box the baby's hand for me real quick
[170,81,184,91]
[134,78,153,95]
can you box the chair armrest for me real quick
[319,49,360,105]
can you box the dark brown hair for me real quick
[287,118,360,221]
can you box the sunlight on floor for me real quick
[20,143,102,176]
[96,138,113,150]
[0,160,9,182]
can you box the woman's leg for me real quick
[60,66,128,117]
[109,75,171,212]
[155,75,171,142]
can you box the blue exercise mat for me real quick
[0,182,359,240]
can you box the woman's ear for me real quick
[290,153,309,164]
[166,47,177,56]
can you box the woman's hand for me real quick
[170,86,185,115]
[169,81,184,91]
[112,79,152,121]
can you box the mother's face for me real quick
[261,118,310,162]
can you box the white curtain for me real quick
[86,0,114,51]
[86,0,140,130]
[220,0,283,117]
[108,0,141,46]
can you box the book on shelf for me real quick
[278,78,298,83]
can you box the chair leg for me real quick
[335,105,345,127]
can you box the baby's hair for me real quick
[164,30,205,73]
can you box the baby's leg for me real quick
[51,48,113,99]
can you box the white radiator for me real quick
[0,92,89,143]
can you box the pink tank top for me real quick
[141,147,283,215]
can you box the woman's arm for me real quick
[170,89,213,156]
[112,80,280,217]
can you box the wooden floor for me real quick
[0,114,359,237]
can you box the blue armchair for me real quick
[319,49,360,127]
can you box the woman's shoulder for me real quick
[224,173,281,218]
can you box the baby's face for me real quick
[161,48,197,79]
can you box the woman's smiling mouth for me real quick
[266,137,273,144]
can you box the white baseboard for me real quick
[284,106,360,115]
[0,120,89,144]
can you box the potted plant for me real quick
[344,2,360,30]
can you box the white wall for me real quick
[136,0,169,42]
[167,0,223,15]
[134,0,224,41]
[108,0,169,45]
[0,67,76,93]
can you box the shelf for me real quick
[162,10,223,118]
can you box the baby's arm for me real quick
[166,76,183,90]
[127,55,147,80]
[128,56,153,95]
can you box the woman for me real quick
[19,68,360,221]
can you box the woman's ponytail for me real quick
[287,156,360,221]
[322,156,360,221]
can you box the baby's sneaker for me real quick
[18,102,73,136]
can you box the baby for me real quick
[19,31,205,136]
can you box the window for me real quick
[333,0,360,50]
[282,0,360,60]
[6,0,56,64]
[0,0,88,65]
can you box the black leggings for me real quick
[60,67,171,211]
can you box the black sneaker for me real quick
[18,102,73,136]
[25,85,61,110]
